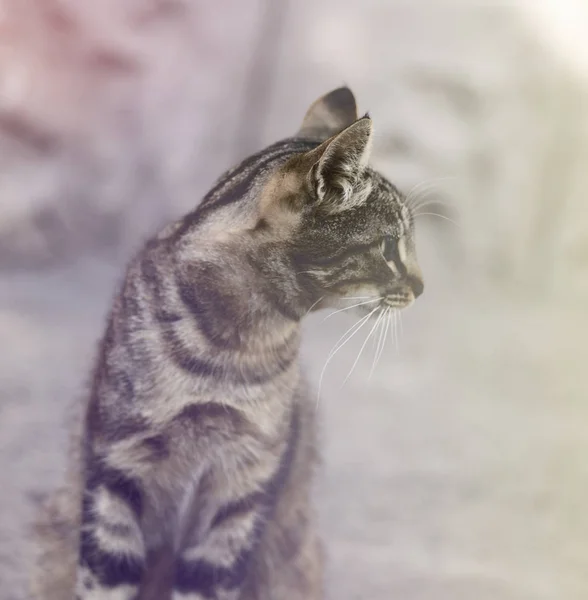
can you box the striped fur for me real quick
[32,87,423,600]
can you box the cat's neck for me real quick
[172,250,304,361]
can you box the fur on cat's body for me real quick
[32,87,423,599]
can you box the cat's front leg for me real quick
[75,455,146,599]
[172,493,265,600]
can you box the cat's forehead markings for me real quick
[399,204,411,235]
[390,206,406,238]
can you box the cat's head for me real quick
[258,87,423,316]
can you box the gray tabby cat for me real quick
[32,87,423,600]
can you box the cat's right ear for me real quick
[260,114,373,224]
[304,115,374,213]
[297,87,358,138]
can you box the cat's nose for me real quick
[407,275,424,299]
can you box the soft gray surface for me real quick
[1,1,588,599]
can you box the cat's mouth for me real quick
[318,280,422,316]
[383,289,414,309]
[333,289,415,318]
[344,287,416,317]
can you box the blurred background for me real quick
[1,0,587,598]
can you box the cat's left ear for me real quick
[306,116,374,213]
[297,87,358,138]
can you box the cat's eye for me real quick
[380,236,398,262]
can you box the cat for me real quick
[31,86,424,600]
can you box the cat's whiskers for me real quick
[316,306,379,407]
[407,185,442,207]
[325,308,378,363]
[369,307,390,380]
[341,307,386,388]
[409,190,452,214]
[306,296,373,317]
[411,196,459,215]
[405,176,456,207]
[323,297,382,321]
[379,309,393,364]
[305,296,325,316]
[405,180,441,205]
[367,308,385,381]
[407,178,461,225]
[407,188,458,219]
[413,211,461,227]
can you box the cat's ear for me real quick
[306,116,373,213]
[297,87,358,138]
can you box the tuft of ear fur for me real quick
[297,87,358,139]
[307,116,373,213]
